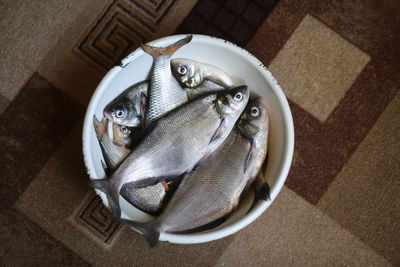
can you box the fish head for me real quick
[216,85,249,117]
[104,97,140,127]
[171,58,202,88]
[113,123,132,146]
[237,97,269,139]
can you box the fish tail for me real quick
[140,35,193,58]
[93,115,107,140]
[88,179,121,218]
[117,218,160,247]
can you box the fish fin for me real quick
[140,35,192,58]
[192,152,211,171]
[116,218,160,247]
[98,140,114,173]
[262,151,269,173]
[101,160,111,176]
[93,115,107,140]
[88,179,121,218]
[140,92,147,129]
[125,176,173,189]
[209,118,225,144]
[161,180,169,192]
[244,139,256,173]
[248,176,271,211]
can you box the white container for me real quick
[82,34,294,244]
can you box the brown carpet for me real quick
[1,0,399,265]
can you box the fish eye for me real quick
[116,110,125,118]
[250,106,260,117]
[120,126,129,133]
[233,92,243,102]
[178,66,187,75]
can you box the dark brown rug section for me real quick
[0,207,89,266]
[245,0,400,204]
[0,73,84,205]
[175,0,279,47]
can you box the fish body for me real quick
[120,181,168,215]
[103,80,148,127]
[117,97,269,246]
[171,58,234,90]
[142,36,192,125]
[89,86,249,218]
[93,115,168,215]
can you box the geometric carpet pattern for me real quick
[1,0,399,265]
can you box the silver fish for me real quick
[141,35,192,126]
[93,115,169,215]
[117,97,269,247]
[170,58,234,92]
[93,115,130,171]
[104,80,148,127]
[89,86,249,218]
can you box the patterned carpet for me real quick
[1,0,399,265]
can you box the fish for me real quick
[89,86,249,218]
[117,96,269,247]
[170,58,234,90]
[112,122,133,147]
[93,115,170,215]
[93,115,130,171]
[103,80,148,127]
[141,35,192,126]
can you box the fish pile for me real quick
[90,35,270,247]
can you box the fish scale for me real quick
[145,55,188,125]
[157,129,252,232]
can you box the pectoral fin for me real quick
[244,139,255,173]
[209,118,225,144]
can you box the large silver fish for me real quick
[117,97,269,247]
[103,80,148,127]
[170,58,234,90]
[141,35,192,126]
[93,116,168,215]
[89,86,249,218]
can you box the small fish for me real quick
[117,97,269,247]
[141,35,192,125]
[93,115,130,171]
[170,58,234,90]
[89,86,249,218]
[104,80,148,127]
[112,123,132,147]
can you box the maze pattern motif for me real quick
[77,194,120,244]
[76,0,175,70]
